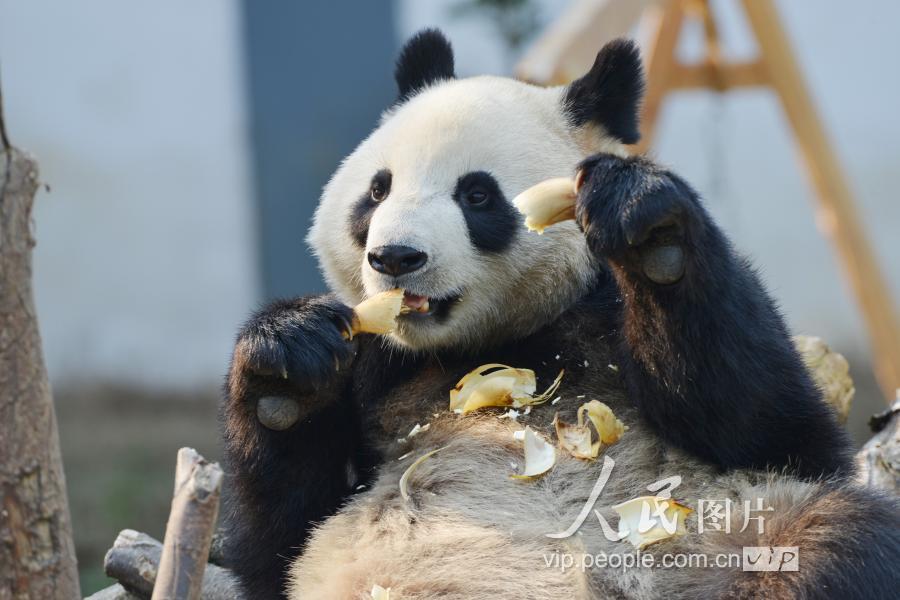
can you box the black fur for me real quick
[221,295,367,600]
[795,487,900,599]
[394,29,455,102]
[349,170,391,247]
[563,38,645,144]
[349,195,375,247]
[452,171,519,253]
[574,153,854,479]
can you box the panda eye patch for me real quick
[369,170,392,202]
[455,171,501,210]
[453,171,518,253]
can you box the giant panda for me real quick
[221,29,900,599]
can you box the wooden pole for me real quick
[151,448,224,600]
[619,0,900,400]
[740,0,900,399]
[0,79,81,599]
[632,0,685,153]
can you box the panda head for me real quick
[309,29,645,352]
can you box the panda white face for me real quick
[308,31,643,352]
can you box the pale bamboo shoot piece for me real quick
[512,177,578,233]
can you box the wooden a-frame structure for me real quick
[517,0,900,402]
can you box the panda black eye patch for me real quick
[452,171,518,253]
[349,170,391,247]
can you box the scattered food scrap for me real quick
[399,447,446,501]
[448,364,563,414]
[578,400,627,445]
[406,423,430,438]
[511,427,556,479]
[555,400,627,459]
[613,496,692,549]
[554,414,597,459]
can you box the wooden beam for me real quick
[667,60,769,90]
[632,0,686,153]
[516,0,665,85]
[741,0,900,400]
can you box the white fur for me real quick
[308,76,622,351]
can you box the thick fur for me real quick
[221,31,900,599]
[564,39,645,145]
[394,28,455,102]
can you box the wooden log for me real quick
[0,83,81,598]
[151,448,225,600]
[102,529,238,600]
[856,395,900,493]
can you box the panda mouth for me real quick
[400,291,461,321]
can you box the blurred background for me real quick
[0,0,897,593]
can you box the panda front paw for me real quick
[228,294,355,430]
[575,154,700,285]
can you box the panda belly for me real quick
[285,408,823,600]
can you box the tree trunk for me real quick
[0,95,81,598]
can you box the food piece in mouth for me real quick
[512,176,579,234]
[345,289,437,338]
[347,289,408,337]
[401,292,430,314]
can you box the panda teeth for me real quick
[402,292,431,314]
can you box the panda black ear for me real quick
[562,39,645,144]
[394,29,455,102]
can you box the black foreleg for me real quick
[575,154,853,479]
[220,295,363,599]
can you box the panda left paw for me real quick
[575,153,699,285]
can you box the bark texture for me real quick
[99,529,237,600]
[1,137,80,595]
[856,395,900,492]
[151,448,224,600]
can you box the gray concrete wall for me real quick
[0,0,257,389]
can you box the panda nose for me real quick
[368,245,428,276]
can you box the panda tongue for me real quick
[402,292,430,313]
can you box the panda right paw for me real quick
[227,294,356,430]
[575,153,699,286]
